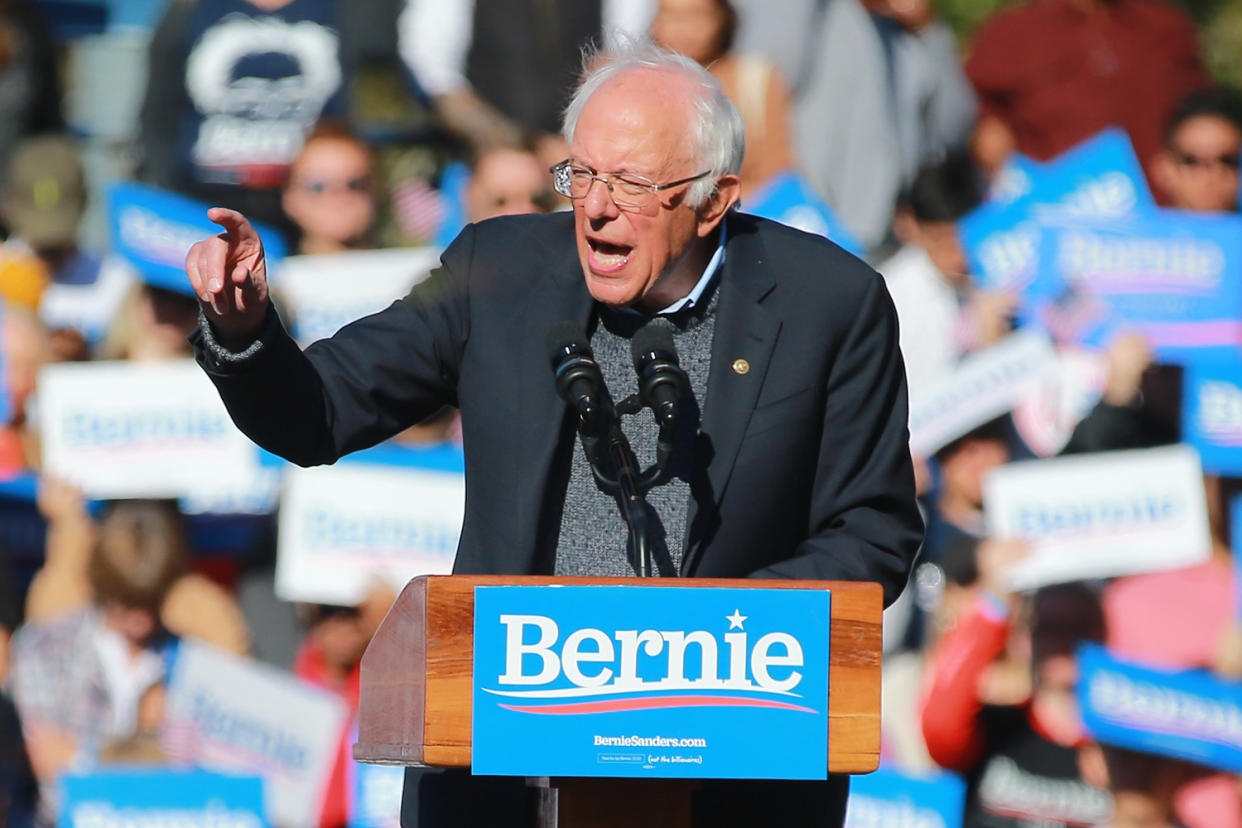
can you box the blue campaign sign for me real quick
[1078,643,1242,773]
[845,766,966,828]
[108,182,287,297]
[745,171,864,257]
[59,768,267,828]
[471,585,831,779]
[962,128,1154,293]
[1183,358,1242,475]
[988,154,1042,207]
[1027,210,1242,362]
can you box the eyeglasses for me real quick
[293,176,371,194]
[550,160,712,211]
[1170,149,1241,171]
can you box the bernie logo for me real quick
[483,610,817,715]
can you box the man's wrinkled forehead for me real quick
[572,68,700,166]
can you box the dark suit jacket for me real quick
[194,210,922,605]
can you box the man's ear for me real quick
[696,173,741,237]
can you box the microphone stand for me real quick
[579,418,654,578]
[605,421,653,578]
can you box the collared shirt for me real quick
[652,222,727,316]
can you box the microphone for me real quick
[547,322,609,437]
[631,320,687,468]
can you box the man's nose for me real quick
[582,177,619,219]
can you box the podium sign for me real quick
[471,585,831,779]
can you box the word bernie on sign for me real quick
[472,585,830,779]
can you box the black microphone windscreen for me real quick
[546,321,591,366]
[631,319,677,368]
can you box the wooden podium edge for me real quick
[356,575,882,775]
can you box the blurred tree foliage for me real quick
[940,0,1242,88]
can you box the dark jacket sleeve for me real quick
[749,270,923,606]
[191,228,474,466]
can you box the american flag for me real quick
[391,177,446,244]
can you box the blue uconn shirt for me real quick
[179,0,345,189]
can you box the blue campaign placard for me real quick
[745,171,864,257]
[59,768,267,828]
[471,585,831,779]
[1077,643,1242,773]
[1183,359,1242,475]
[1027,210,1242,362]
[108,182,287,296]
[845,766,966,828]
[988,153,1042,207]
[962,128,1153,293]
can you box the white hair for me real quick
[561,38,746,208]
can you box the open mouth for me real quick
[587,238,633,271]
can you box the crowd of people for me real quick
[0,0,1238,826]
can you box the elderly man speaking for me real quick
[186,40,920,828]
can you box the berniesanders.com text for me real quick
[594,735,706,748]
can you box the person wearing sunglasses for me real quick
[281,123,378,255]
[185,40,921,826]
[1152,86,1242,214]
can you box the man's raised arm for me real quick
[185,209,466,467]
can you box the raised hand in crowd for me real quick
[26,477,93,621]
[966,289,1018,348]
[1101,332,1153,407]
[184,208,270,346]
[975,536,1030,603]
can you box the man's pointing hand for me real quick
[185,207,271,346]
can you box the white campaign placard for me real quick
[276,462,463,605]
[272,248,441,346]
[908,330,1059,457]
[38,360,263,498]
[984,444,1212,590]
[164,640,349,828]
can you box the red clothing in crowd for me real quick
[920,600,1112,827]
[965,0,1206,194]
[295,640,362,828]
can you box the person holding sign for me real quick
[1152,86,1242,214]
[186,39,922,828]
[919,541,1114,827]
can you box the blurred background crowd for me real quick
[0,0,1239,826]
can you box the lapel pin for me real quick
[732,359,750,375]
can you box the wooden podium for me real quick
[354,575,882,826]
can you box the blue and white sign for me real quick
[471,585,831,779]
[38,360,267,499]
[961,129,1154,293]
[108,182,287,296]
[165,640,349,827]
[1183,359,1242,476]
[59,768,266,828]
[908,329,1057,457]
[845,767,966,828]
[984,444,1212,590]
[746,171,864,257]
[988,154,1042,207]
[1079,643,1242,773]
[271,248,439,347]
[1028,211,1242,362]
[276,458,463,604]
